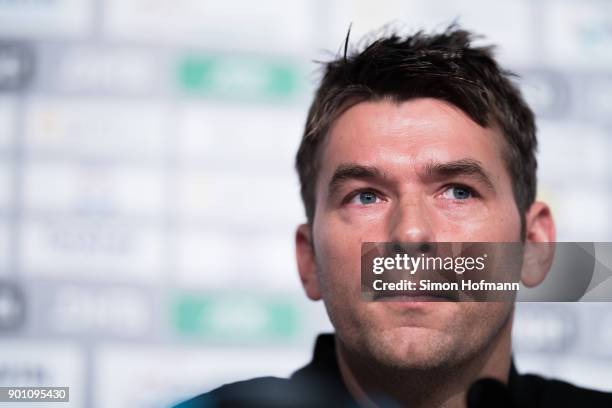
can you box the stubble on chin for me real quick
[336,302,514,373]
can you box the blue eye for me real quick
[351,191,380,205]
[443,186,472,200]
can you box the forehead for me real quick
[319,98,507,179]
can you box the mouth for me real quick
[372,289,458,302]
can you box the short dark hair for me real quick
[295,25,537,230]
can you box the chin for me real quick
[364,326,461,370]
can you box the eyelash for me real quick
[440,184,479,200]
[341,184,479,205]
[342,188,386,205]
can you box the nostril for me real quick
[389,242,433,256]
[419,243,432,253]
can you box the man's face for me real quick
[310,98,521,370]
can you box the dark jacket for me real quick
[174,333,612,407]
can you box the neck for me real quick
[336,314,513,408]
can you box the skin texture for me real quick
[295,98,555,407]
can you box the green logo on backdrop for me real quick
[172,293,298,341]
[178,55,305,102]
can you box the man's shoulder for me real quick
[515,372,612,407]
[171,334,353,408]
[173,371,612,408]
[171,376,305,408]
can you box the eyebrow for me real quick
[327,159,496,198]
[423,159,495,192]
[328,164,388,197]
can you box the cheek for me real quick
[312,227,367,335]
[459,303,513,340]
[313,218,366,296]
[439,201,521,241]
[485,201,522,240]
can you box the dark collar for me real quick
[291,333,528,407]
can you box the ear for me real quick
[521,201,556,287]
[296,223,322,300]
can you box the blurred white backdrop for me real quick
[0,1,610,407]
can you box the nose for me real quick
[388,196,434,248]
